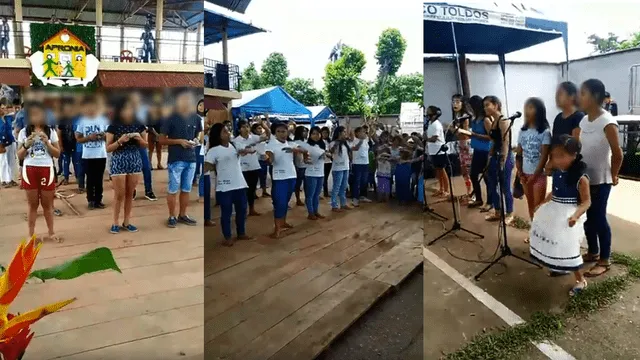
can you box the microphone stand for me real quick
[474,116,541,280]
[427,124,484,246]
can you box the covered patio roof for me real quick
[204,7,266,46]
[205,0,254,14]
[0,0,203,30]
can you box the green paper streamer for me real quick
[29,247,121,282]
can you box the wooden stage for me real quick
[206,196,423,360]
[0,170,204,359]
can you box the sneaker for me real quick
[88,202,95,210]
[122,223,139,232]
[351,199,360,207]
[145,191,158,201]
[178,215,197,226]
[359,197,372,203]
[109,224,120,234]
[95,202,106,209]
[167,216,178,228]
[132,189,137,200]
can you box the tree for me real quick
[285,78,323,106]
[375,28,407,76]
[260,52,289,87]
[323,45,369,116]
[239,62,262,91]
[620,32,640,50]
[369,73,423,115]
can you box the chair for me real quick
[120,50,134,63]
[23,46,31,57]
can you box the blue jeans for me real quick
[489,154,514,213]
[204,174,211,221]
[139,147,152,193]
[167,161,197,194]
[272,178,296,219]
[585,184,613,260]
[195,146,203,179]
[351,164,368,201]
[331,170,349,209]
[216,188,247,239]
[72,150,85,188]
[304,176,324,215]
[258,160,270,189]
[198,155,206,197]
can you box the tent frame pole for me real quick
[450,23,464,95]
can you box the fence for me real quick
[204,58,240,92]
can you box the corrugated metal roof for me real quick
[98,70,202,88]
[205,0,253,14]
[0,0,203,29]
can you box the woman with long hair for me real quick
[105,97,148,234]
[483,95,515,224]
[147,98,164,170]
[16,101,61,242]
[253,118,271,198]
[515,97,551,243]
[301,126,327,219]
[293,126,308,206]
[321,126,332,198]
[579,79,623,277]
[194,99,206,187]
[426,106,449,197]
[467,95,493,209]
[234,119,270,216]
[451,94,474,201]
[206,123,252,246]
[329,126,351,212]
[265,122,308,238]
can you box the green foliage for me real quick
[29,23,97,89]
[587,31,640,54]
[619,32,640,50]
[239,62,262,91]
[369,72,423,115]
[284,77,323,106]
[323,46,369,116]
[29,247,121,282]
[375,28,407,76]
[260,52,289,87]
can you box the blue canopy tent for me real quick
[232,86,313,126]
[205,0,254,14]
[294,106,336,124]
[204,8,267,45]
[423,2,568,112]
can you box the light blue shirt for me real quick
[518,127,551,175]
[75,115,109,159]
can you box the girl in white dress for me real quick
[529,135,591,296]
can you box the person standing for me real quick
[194,99,206,187]
[603,92,618,116]
[147,99,164,170]
[130,92,156,201]
[75,95,109,210]
[159,90,202,228]
[56,98,79,186]
[579,79,623,277]
[301,126,327,219]
[467,95,493,209]
[0,98,16,187]
[234,119,270,216]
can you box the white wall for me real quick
[423,61,459,124]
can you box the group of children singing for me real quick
[206,117,425,246]
[425,78,623,296]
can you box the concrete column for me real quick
[13,0,24,58]
[155,0,163,63]
[182,28,188,63]
[222,28,228,64]
[119,24,125,59]
[96,0,103,59]
[195,22,202,63]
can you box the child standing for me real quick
[293,126,308,206]
[529,135,591,296]
[329,126,351,212]
[516,98,551,243]
[301,126,327,219]
[349,127,370,207]
[376,146,392,202]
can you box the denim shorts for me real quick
[167,161,197,194]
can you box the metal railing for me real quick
[204,58,241,92]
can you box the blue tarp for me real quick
[204,8,267,46]
[232,86,313,122]
[294,106,336,124]
[423,2,568,60]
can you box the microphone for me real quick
[455,114,472,122]
[507,111,522,121]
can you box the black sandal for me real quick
[584,263,611,278]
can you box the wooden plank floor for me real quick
[206,192,423,360]
[0,167,204,359]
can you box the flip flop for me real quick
[569,280,588,296]
[584,263,611,278]
[524,237,530,244]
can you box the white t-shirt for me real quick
[205,144,247,192]
[580,111,618,185]
[426,120,445,155]
[330,141,350,172]
[293,140,308,169]
[350,138,369,165]
[18,129,58,167]
[265,139,297,180]
[75,116,108,159]
[233,134,261,172]
[256,140,267,161]
[199,117,206,156]
[301,142,326,177]
[323,139,332,163]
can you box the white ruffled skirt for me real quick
[529,200,585,271]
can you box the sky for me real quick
[204,0,423,88]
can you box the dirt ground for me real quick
[424,176,640,359]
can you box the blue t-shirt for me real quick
[72,116,83,153]
[75,115,109,159]
[470,118,491,152]
[518,127,551,175]
[160,112,202,164]
[0,116,14,145]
